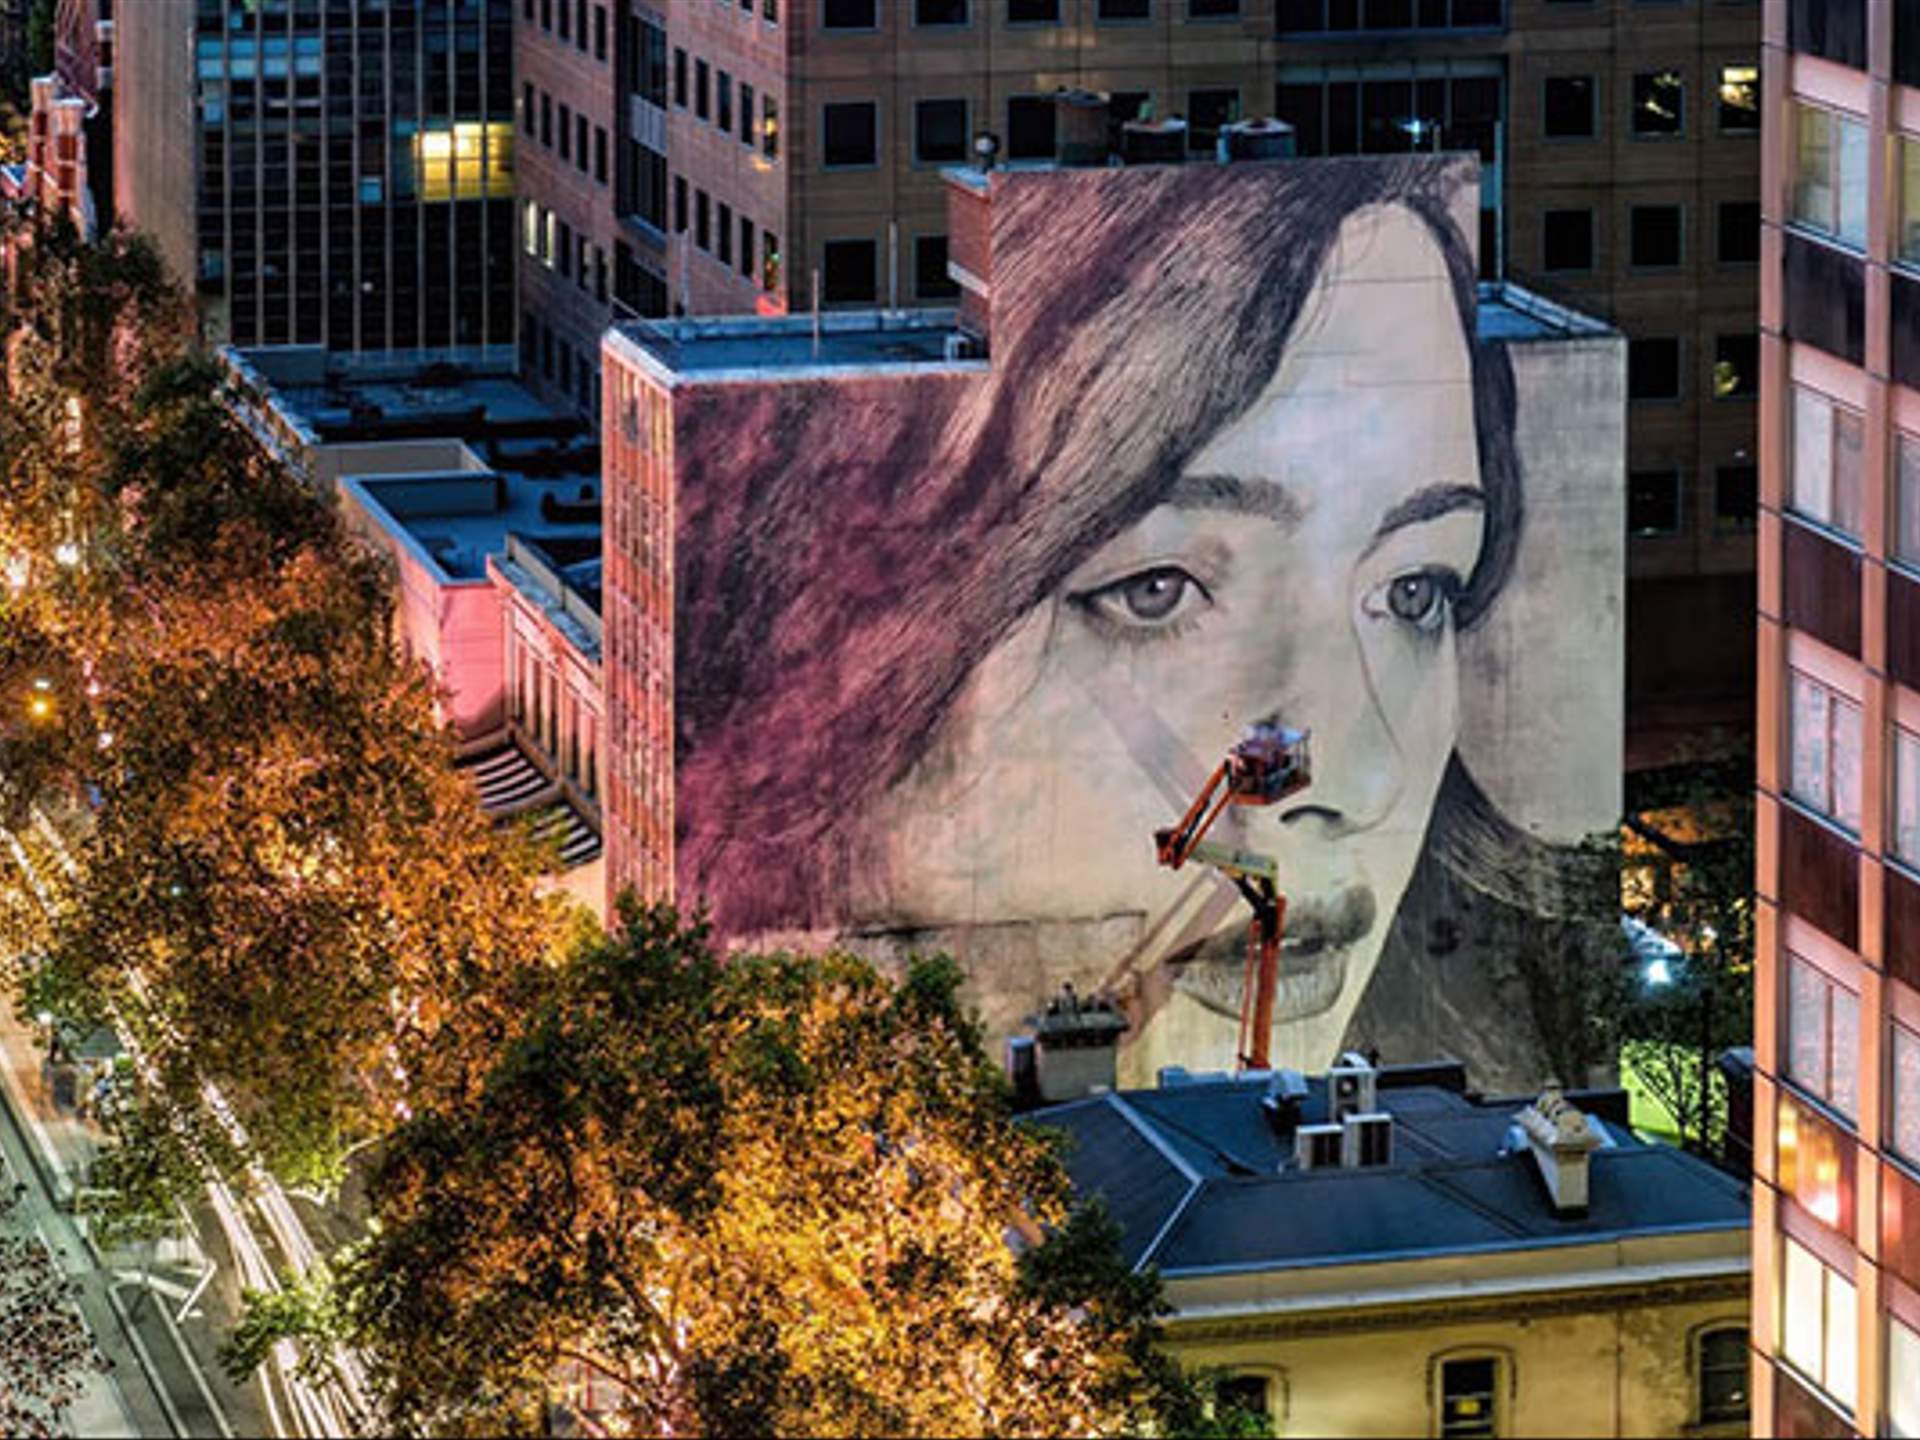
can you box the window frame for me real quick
[1630,68,1686,140]
[1628,203,1684,269]
[1693,1323,1750,1427]
[1628,467,1684,537]
[1541,207,1594,272]
[913,96,970,166]
[822,99,881,169]
[1717,63,1759,134]
[1784,950,1860,1121]
[1789,384,1865,541]
[1779,1235,1858,1413]
[1792,101,1869,251]
[1787,667,1864,836]
[1430,1349,1510,1440]
[1541,74,1597,140]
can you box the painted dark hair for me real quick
[671,155,1524,934]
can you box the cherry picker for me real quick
[1153,723,1311,1072]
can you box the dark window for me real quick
[673,48,687,107]
[522,83,535,136]
[1629,470,1683,536]
[916,98,969,163]
[739,217,755,278]
[558,0,571,38]
[1900,0,1920,88]
[916,0,968,21]
[674,176,688,232]
[1714,334,1759,399]
[1633,70,1684,137]
[695,190,710,250]
[1630,205,1683,267]
[1276,83,1324,155]
[558,103,573,160]
[1215,1376,1272,1422]
[1007,96,1058,160]
[558,220,574,278]
[1792,0,1868,72]
[824,102,879,167]
[596,128,609,184]
[823,238,878,303]
[577,115,589,171]
[1439,1358,1498,1440]
[1718,201,1760,264]
[1543,76,1595,139]
[542,93,553,146]
[1010,0,1060,16]
[695,60,711,121]
[718,72,733,133]
[595,4,608,60]
[1188,88,1239,152]
[764,95,780,160]
[718,202,733,265]
[1716,466,1758,531]
[741,83,756,144]
[1542,209,1593,271]
[1629,337,1683,400]
[822,0,878,25]
[1099,0,1151,17]
[1785,229,1867,366]
[916,234,958,299]
[1189,0,1239,12]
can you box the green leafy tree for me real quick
[1618,761,1754,1156]
[238,903,1259,1437]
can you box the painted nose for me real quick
[1276,637,1403,838]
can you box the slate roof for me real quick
[1025,1067,1748,1276]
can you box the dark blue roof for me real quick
[1027,1068,1748,1275]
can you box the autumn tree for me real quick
[0,225,564,1197]
[0,1184,103,1439]
[233,902,1259,1438]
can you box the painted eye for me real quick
[1370,568,1460,633]
[1077,565,1211,628]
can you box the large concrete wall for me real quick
[111,0,197,308]
[616,156,1628,1089]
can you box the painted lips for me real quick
[1168,884,1379,1023]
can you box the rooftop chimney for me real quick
[1024,984,1129,1104]
[1515,1085,1603,1214]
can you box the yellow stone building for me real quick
[1033,1058,1750,1437]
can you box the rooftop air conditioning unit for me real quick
[1329,1051,1377,1123]
[1341,1111,1393,1169]
[1294,1122,1343,1172]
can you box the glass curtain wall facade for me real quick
[1757,2,1920,1435]
[193,0,515,353]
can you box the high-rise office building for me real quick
[517,0,1758,766]
[1753,2,1920,1435]
[115,0,518,356]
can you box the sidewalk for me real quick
[0,1002,268,1439]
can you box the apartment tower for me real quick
[114,0,518,356]
[1753,0,1920,1434]
[520,0,1758,765]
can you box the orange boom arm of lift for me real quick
[1152,725,1310,1072]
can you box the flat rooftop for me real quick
[608,311,980,386]
[225,347,601,595]
[612,282,1607,389]
[1028,1064,1746,1277]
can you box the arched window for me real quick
[1429,1348,1514,1439]
[1696,1323,1750,1425]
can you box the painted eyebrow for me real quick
[1166,473,1306,528]
[1361,483,1485,560]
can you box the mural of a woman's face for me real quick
[867,205,1485,1077]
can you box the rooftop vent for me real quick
[1294,1122,1343,1172]
[1328,1050,1378,1123]
[1515,1085,1603,1214]
[1055,87,1109,167]
[1341,1111,1393,1169]
[1218,118,1296,164]
[1121,118,1187,167]
[1025,984,1128,1105]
